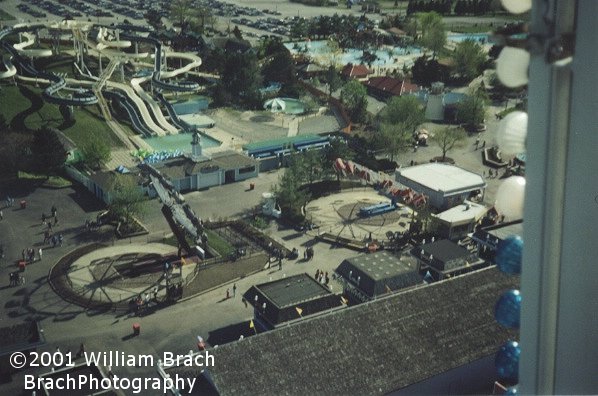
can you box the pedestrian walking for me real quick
[475,135,480,150]
[42,213,46,225]
[38,248,43,261]
[278,257,282,271]
[21,249,25,261]
[233,283,237,298]
[481,140,486,149]
[58,234,63,246]
[0,210,3,220]
[226,288,230,299]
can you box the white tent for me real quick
[263,98,286,113]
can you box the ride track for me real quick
[0,21,203,136]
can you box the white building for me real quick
[395,163,486,210]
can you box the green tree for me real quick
[456,87,488,126]
[109,174,147,225]
[453,39,487,81]
[431,127,467,161]
[30,127,66,173]
[0,114,8,132]
[418,12,446,59]
[0,131,31,179]
[378,122,413,161]
[169,0,193,32]
[340,80,368,123]
[221,51,263,108]
[81,137,111,170]
[324,65,342,98]
[381,95,425,130]
[273,162,311,223]
[262,49,296,85]
[324,38,343,68]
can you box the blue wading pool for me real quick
[144,132,221,153]
[284,41,421,67]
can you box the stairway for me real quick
[93,59,119,121]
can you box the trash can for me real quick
[20,200,27,209]
[249,183,255,190]
[133,323,140,336]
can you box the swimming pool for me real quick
[264,97,306,115]
[447,33,492,43]
[284,41,421,67]
[144,132,221,153]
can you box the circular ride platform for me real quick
[305,189,414,242]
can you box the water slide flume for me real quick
[0,24,98,106]
[0,54,17,78]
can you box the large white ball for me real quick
[497,47,530,88]
[495,176,526,219]
[501,0,532,14]
[497,111,528,155]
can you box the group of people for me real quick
[314,269,330,286]
[8,271,24,286]
[21,247,41,263]
[304,246,314,261]
[4,195,15,207]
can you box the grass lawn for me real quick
[204,229,235,257]
[0,9,16,20]
[0,84,124,148]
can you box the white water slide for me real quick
[131,51,202,134]
[12,25,53,58]
[48,21,169,136]
[0,54,16,78]
[94,26,171,136]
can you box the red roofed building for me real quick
[363,76,420,100]
[341,63,372,81]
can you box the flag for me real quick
[249,320,254,329]
[340,296,348,305]
[295,307,303,316]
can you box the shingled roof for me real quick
[170,267,517,395]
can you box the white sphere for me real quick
[495,176,526,219]
[501,0,532,14]
[497,111,528,155]
[497,47,530,88]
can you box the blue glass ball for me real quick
[495,289,522,328]
[495,340,520,381]
[496,235,523,274]
[505,386,518,395]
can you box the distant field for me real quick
[0,84,124,148]
[0,8,16,20]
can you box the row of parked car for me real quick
[231,16,291,36]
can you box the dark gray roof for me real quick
[336,251,421,296]
[172,267,518,395]
[419,239,471,262]
[246,273,332,309]
[243,274,342,326]
[156,152,257,180]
